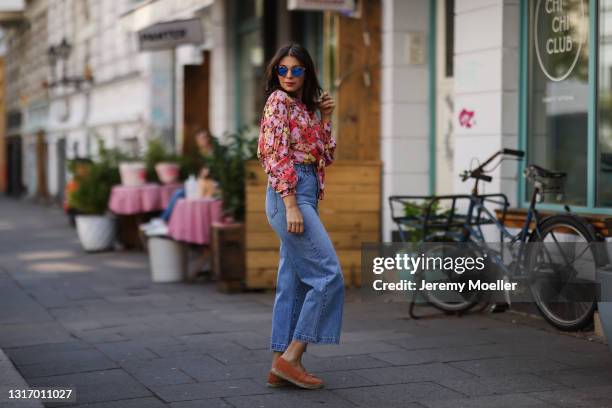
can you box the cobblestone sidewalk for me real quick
[1,198,612,407]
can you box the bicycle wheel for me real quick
[417,235,484,313]
[526,214,598,331]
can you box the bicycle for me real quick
[389,149,604,331]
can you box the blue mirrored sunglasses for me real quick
[277,65,305,77]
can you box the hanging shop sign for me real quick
[138,18,203,51]
[287,0,354,12]
[534,0,586,82]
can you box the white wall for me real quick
[381,0,432,241]
[453,0,520,205]
[209,0,235,138]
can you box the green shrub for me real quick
[143,138,180,183]
[68,141,125,215]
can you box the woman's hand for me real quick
[319,91,335,122]
[283,195,304,234]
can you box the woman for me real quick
[141,129,217,235]
[257,43,344,390]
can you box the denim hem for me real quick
[270,342,289,352]
[293,332,340,344]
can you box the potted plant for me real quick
[64,157,94,227]
[144,138,181,184]
[207,127,259,221]
[68,142,122,252]
[206,127,258,292]
[393,200,451,242]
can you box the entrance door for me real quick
[56,138,66,203]
[7,137,23,196]
[183,51,210,155]
[36,131,48,199]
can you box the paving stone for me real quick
[334,382,463,407]
[28,369,151,406]
[537,367,612,388]
[152,379,269,402]
[0,323,73,348]
[206,347,273,366]
[18,353,118,379]
[386,334,495,351]
[73,328,128,344]
[449,356,572,377]
[317,371,375,389]
[70,397,167,408]
[301,354,391,372]
[95,341,159,362]
[177,361,270,382]
[226,389,356,408]
[544,349,612,369]
[371,343,536,366]
[307,341,405,358]
[169,399,233,408]
[420,393,559,408]
[528,385,612,407]
[4,342,94,366]
[435,373,567,397]
[121,365,195,388]
[354,363,476,385]
[178,331,270,351]
[0,348,44,407]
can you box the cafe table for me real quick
[108,183,182,249]
[167,197,224,281]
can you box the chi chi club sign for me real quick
[534,0,585,82]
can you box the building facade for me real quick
[2,0,608,243]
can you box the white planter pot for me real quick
[75,215,116,252]
[147,237,186,282]
[119,162,146,187]
[155,162,180,184]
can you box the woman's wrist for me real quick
[321,114,331,124]
[282,194,298,209]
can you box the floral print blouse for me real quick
[257,89,336,200]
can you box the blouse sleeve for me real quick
[257,91,297,197]
[320,119,336,166]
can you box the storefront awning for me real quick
[120,0,213,33]
[0,0,25,25]
[138,18,204,51]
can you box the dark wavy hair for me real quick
[264,43,322,113]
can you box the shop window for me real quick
[236,0,266,128]
[526,0,590,206]
[598,1,612,206]
[235,0,323,128]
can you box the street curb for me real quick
[0,347,44,407]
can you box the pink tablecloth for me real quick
[168,198,224,245]
[109,183,182,215]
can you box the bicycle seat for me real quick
[524,164,566,180]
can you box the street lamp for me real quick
[44,37,93,90]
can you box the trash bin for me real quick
[147,236,186,283]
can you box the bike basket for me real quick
[535,173,565,202]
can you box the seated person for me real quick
[141,167,220,236]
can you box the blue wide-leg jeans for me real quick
[266,163,344,352]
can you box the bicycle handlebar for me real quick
[502,148,525,158]
[460,149,525,183]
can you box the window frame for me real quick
[518,0,604,214]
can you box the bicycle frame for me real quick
[452,189,545,282]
